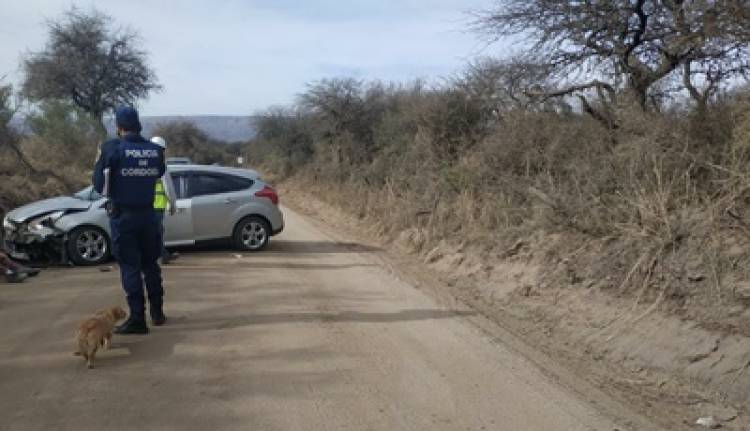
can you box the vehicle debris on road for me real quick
[696,416,721,428]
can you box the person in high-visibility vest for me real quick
[151,136,178,264]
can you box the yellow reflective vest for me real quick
[154,179,168,210]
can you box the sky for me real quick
[0,0,499,116]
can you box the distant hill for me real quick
[10,115,258,143]
[107,115,255,142]
[125,116,258,143]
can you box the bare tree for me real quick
[0,84,14,133]
[299,78,376,165]
[254,107,314,159]
[299,78,367,134]
[454,57,572,117]
[21,8,160,128]
[681,2,750,110]
[473,0,750,117]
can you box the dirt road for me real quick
[0,208,651,430]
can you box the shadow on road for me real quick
[159,309,476,332]
[167,262,379,271]
[18,240,383,269]
[264,240,382,254]
[170,240,382,256]
[106,332,186,368]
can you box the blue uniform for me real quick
[93,133,166,320]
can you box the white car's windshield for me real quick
[73,186,103,201]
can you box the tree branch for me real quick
[682,62,704,105]
[624,0,649,61]
[527,80,616,102]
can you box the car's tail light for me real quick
[255,185,279,205]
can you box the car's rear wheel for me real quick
[233,216,270,251]
[66,226,111,266]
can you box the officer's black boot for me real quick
[115,315,149,334]
[150,307,167,326]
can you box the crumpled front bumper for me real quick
[3,223,67,263]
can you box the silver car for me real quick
[2,165,284,265]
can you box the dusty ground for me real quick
[0,207,658,431]
[278,187,750,430]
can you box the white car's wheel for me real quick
[66,226,111,266]
[233,216,270,251]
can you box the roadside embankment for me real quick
[279,179,750,430]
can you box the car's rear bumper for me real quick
[267,207,284,236]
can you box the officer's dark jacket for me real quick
[92,133,166,208]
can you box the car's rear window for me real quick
[189,173,253,196]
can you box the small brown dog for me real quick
[73,306,127,368]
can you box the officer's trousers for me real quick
[110,208,164,318]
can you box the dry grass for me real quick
[0,110,240,221]
[252,80,750,334]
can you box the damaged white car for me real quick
[3,187,106,265]
[3,165,284,265]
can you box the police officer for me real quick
[92,106,167,334]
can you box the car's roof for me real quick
[169,164,260,180]
[166,157,192,165]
